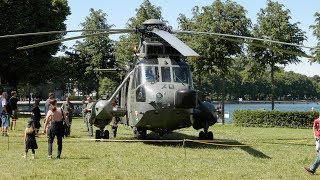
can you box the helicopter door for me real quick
[128,67,142,125]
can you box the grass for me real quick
[0,115,318,179]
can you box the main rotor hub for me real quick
[142,19,170,32]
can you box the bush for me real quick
[233,110,319,128]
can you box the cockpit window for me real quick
[141,66,159,83]
[145,66,159,82]
[173,66,189,84]
[161,67,171,82]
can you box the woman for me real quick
[43,99,65,159]
[31,98,41,134]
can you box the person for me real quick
[43,98,66,159]
[61,96,74,137]
[145,68,155,81]
[9,91,18,130]
[83,96,94,136]
[305,114,320,175]
[31,98,41,134]
[111,99,120,138]
[82,100,86,123]
[23,119,38,159]
[1,92,10,136]
[44,92,54,116]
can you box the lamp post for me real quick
[66,83,72,97]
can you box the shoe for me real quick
[56,155,60,159]
[22,155,26,158]
[47,155,52,159]
[31,154,35,160]
[304,167,314,175]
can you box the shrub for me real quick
[233,110,319,128]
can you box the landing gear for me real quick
[95,129,109,140]
[134,127,146,139]
[112,126,117,138]
[198,128,214,140]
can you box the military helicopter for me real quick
[0,19,313,140]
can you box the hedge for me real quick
[232,110,319,128]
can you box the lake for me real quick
[17,101,319,122]
[217,102,319,123]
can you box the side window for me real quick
[161,67,171,82]
[132,67,142,89]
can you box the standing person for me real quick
[83,96,94,136]
[31,98,41,134]
[81,100,86,123]
[23,119,38,159]
[9,91,18,130]
[61,96,74,137]
[1,92,10,136]
[111,99,120,138]
[305,114,320,175]
[44,92,54,116]
[43,99,66,159]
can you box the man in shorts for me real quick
[9,91,18,130]
[1,92,10,136]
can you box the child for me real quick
[23,119,38,159]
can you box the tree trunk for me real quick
[221,77,226,125]
[271,66,275,110]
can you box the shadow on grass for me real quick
[141,131,271,159]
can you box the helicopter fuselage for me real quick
[122,57,197,133]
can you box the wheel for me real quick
[95,130,101,140]
[199,131,206,140]
[207,131,214,140]
[103,130,109,139]
[112,127,117,138]
[134,127,147,139]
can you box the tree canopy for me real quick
[65,8,115,97]
[0,0,70,88]
[247,0,306,110]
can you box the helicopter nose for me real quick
[175,89,197,108]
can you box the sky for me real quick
[64,0,320,77]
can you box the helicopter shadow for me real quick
[143,131,271,159]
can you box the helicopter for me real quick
[91,19,217,140]
[0,19,314,140]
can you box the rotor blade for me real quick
[173,30,314,50]
[17,31,124,50]
[93,68,125,72]
[218,36,315,59]
[0,29,134,39]
[152,29,200,57]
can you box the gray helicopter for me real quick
[0,19,313,140]
[92,19,217,140]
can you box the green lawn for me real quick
[0,115,318,179]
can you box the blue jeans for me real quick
[311,151,320,173]
[1,114,10,127]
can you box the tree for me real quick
[0,0,70,88]
[66,8,115,97]
[178,0,251,124]
[310,12,320,61]
[114,0,164,66]
[248,0,306,110]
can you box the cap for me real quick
[27,119,34,128]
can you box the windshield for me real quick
[141,66,159,83]
[173,66,190,84]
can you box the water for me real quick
[18,101,319,122]
[217,102,320,123]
